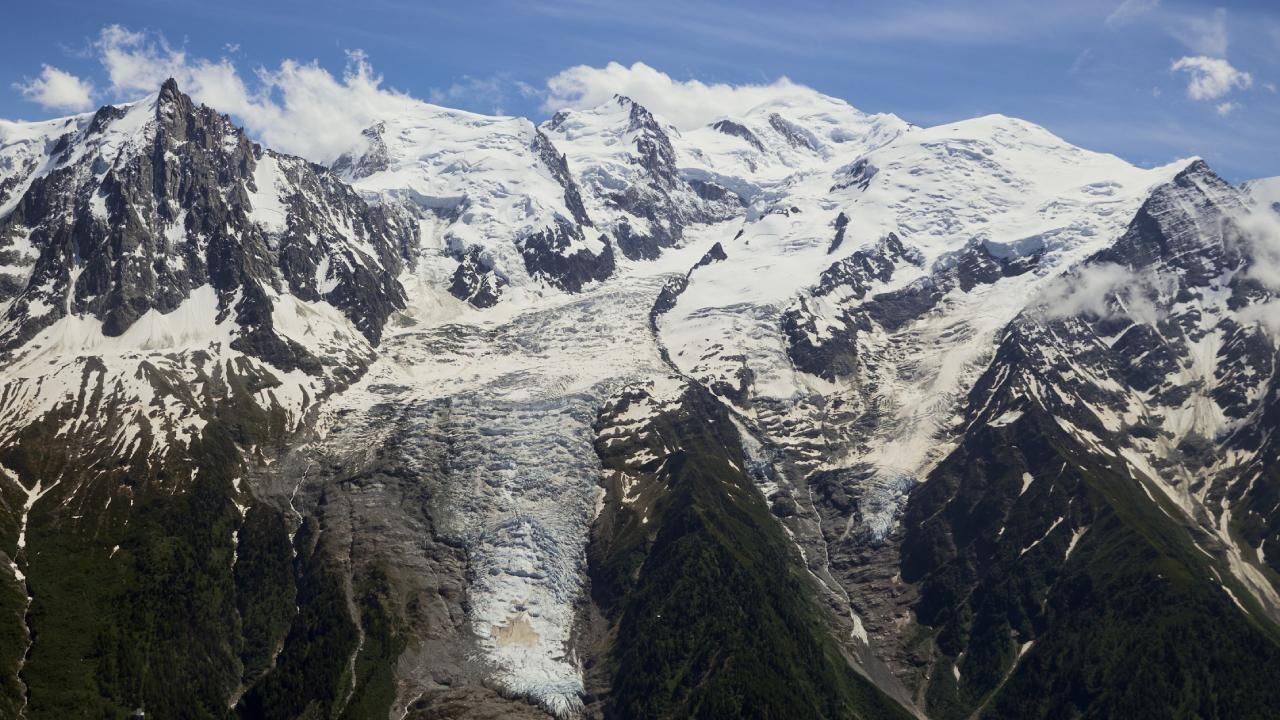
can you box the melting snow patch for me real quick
[1019,516,1064,556]
[1065,525,1088,560]
[990,408,1023,427]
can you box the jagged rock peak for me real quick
[0,80,409,365]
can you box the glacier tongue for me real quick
[285,229,727,715]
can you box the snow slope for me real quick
[659,114,1190,491]
[335,100,611,306]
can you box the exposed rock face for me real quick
[711,119,765,151]
[330,121,391,180]
[582,381,916,719]
[769,112,822,152]
[882,162,1280,716]
[544,95,742,262]
[784,231,923,379]
[0,79,409,363]
[519,220,616,293]
[655,108,1280,720]
[449,246,505,308]
[531,130,592,227]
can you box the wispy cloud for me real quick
[428,74,540,116]
[1105,0,1161,29]
[1103,4,1237,61]
[521,0,1107,54]
[1168,7,1229,57]
[1069,48,1095,76]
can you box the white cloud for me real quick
[86,33,835,163]
[96,24,189,95]
[543,61,826,131]
[1038,262,1172,325]
[1106,4,1231,56]
[13,64,95,112]
[1171,56,1252,101]
[1106,0,1161,29]
[90,26,416,164]
[1169,7,1229,56]
[1038,263,1134,320]
[1237,208,1280,292]
[1238,299,1280,334]
[1216,101,1239,116]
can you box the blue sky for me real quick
[3,0,1277,181]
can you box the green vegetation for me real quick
[901,408,1280,719]
[992,511,1280,719]
[591,388,912,719]
[236,516,359,719]
[0,389,406,720]
[235,505,296,683]
[15,420,253,719]
[0,565,24,719]
[340,566,406,720]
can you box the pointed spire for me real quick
[159,77,182,101]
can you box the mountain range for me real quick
[0,76,1278,719]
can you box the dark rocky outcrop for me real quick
[519,220,616,293]
[711,119,765,151]
[449,246,506,308]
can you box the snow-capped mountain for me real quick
[1,78,1278,720]
[332,101,613,309]
[0,78,411,471]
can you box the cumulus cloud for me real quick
[13,64,95,112]
[225,52,416,163]
[1215,101,1239,116]
[1171,56,1252,101]
[96,24,189,94]
[88,26,415,163]
[49,30,838,162]
[542,61,825,131]
[34,30,851,163]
